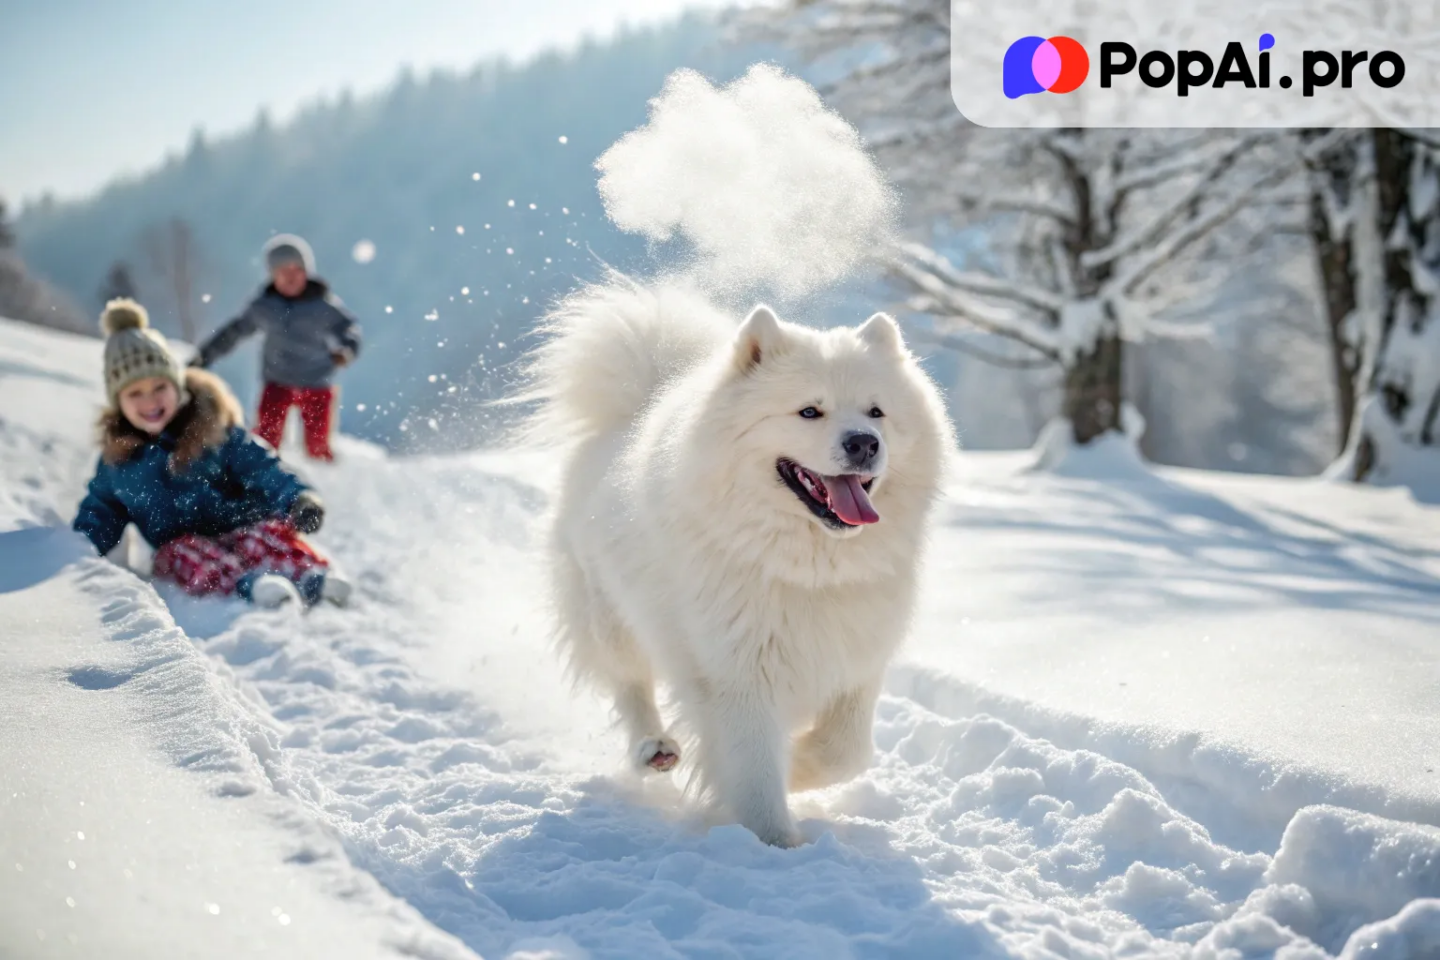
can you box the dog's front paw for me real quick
[752,819,804,849]
[633,735,682,773]
[766,829,804,849]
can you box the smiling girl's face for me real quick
[118,377,180,435]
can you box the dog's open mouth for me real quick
[777,459,879,528]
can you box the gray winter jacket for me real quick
[196,280,361,388]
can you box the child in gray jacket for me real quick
[192,234,361,461]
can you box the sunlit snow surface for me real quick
[3,317,1440,959]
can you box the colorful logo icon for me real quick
[1004,36,1090,99]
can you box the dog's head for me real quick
[702,305,946,541]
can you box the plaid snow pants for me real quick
[152,520,328,599]
[255,383,337,461]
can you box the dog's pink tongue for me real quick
[828,474,879,525]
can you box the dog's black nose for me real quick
[841,431,881,469]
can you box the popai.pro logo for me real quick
[1003,33,1407,99]
[1003,36,1090,99]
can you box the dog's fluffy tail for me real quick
[512,271,733,447]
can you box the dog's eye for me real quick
[868,406,885,418]
[798,406,823,419]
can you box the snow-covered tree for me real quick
[4,191,87,332]
[761,0,1297,445]
[0,250,90,335]
[98,260,138,307]
[0,198,14,250]
[1310,129,1440,483]
[139,218,203,342]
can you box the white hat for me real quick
[263,233,316,274]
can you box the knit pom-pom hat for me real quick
[100,298,184,404]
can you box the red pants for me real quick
[255,383,336,461]
[152,520,328,599]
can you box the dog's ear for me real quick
[858,312,904,355]
[734,305,785,373]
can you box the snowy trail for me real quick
[6,320,1440,958]
[157,440,1440,959]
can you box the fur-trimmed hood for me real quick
[98,367,245,472]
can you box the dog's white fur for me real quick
[521,275,952,846]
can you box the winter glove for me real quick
[289,491,325,534]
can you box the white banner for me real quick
[951,0,1439,127]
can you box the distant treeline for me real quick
[16,13,769,451]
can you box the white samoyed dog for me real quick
[520,276,952,846]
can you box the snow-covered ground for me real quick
[4,316,1440,959]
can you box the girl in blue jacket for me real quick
[73,299,351,609]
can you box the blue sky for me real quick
[0,0,727,205]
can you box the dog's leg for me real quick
[551,550,680,773]
[615,681,681,773]
[789,680,882,792]
[697,685,799,847]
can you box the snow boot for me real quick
[321,572,353,608]
[298,570,352,608]
[249,573,302,609]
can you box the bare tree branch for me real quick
[1111,164,1297,299]
[895,242,1066,315]
[1084,134,1279,271]
[892,260,1064,360]
[906,327,1060,369]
